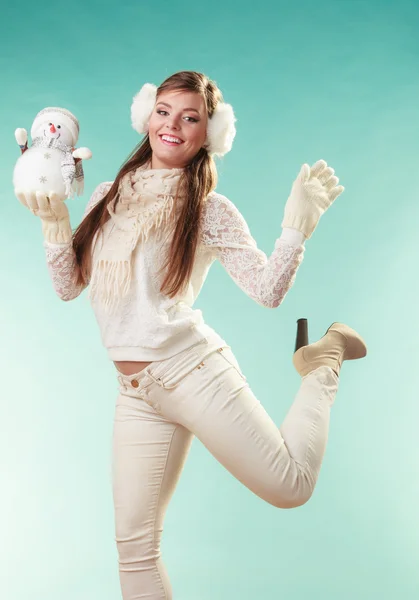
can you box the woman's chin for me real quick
[151,150,188,169]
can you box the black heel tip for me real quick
[295,318,309,353]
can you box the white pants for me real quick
[112,334,339,599]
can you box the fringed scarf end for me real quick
[88,258,132,314]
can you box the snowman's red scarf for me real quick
[32,136,84,197]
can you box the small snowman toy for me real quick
[13,106,92,201]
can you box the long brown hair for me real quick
[72,71,222,298]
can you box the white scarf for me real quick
[88,163,184,314]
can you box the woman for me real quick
[15,71,366,600]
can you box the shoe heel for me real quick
[295,318,309,353]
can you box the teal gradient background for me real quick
[1,0,418,598]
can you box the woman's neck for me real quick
[150,156,185,170]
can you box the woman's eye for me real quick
[156,110,197,123]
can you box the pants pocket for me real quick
[146,339,213,390]
[217,347,247,381]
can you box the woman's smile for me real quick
[159,134,184,146]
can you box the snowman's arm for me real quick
[43,181,113,301]
[72,147,92,160]
[15,128,28,154]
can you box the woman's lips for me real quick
[159,135,184,147]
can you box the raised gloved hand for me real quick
[14,189,72,244]
[282,160,344,239]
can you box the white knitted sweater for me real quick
[43,182,306,361]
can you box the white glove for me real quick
[282,160,344,239]
[14,189,72,244]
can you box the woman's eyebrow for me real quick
[156,101,200,114]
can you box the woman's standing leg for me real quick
[112,376,193,600]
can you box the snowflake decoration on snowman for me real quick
[13,107,92,203]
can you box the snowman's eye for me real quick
[57,125,61,129]
[48,123,52,126]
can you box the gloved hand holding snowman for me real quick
[13,107,92,244]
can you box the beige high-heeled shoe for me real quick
[293,319,367,377]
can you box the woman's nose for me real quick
[166,118,180,130]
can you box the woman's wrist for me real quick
[280,227,306,246]
[41,217,73,245]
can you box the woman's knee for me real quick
[263,466,315,509]
[115,525,160,566]
[268,491,312,509]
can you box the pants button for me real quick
[131,379,139,388]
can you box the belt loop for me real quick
[146,369,164,388]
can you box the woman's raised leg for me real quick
[146,349,339,509]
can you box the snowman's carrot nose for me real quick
[50,124,56,133]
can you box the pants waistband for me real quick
[117,330,227,389]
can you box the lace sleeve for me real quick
[43,181,113,301]
[200,193,305,308]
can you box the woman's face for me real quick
[148,89,208,169]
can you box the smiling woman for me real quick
[149,92,208,168]
[20,70,367,600]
